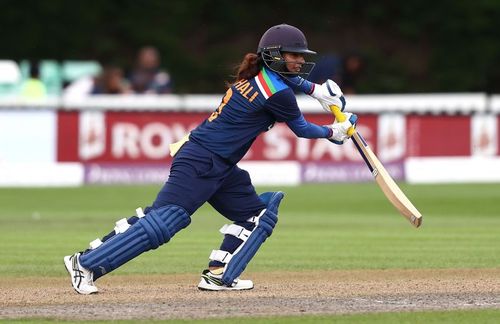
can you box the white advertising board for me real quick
[0,110,56,163]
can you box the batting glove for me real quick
[310,79,346,113]
[327,112,358,145]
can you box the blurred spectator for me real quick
[340,53,364,94]
[307,54,341,84]
[64,65,130,98]
[129,46,173,94]
[20,62,47,99]
[63,74,94,99]
[91,65,131,94]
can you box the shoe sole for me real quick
[197,280,254,291]
[197,286,254,291]
[63,256,98,295]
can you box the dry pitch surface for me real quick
[1,269,499,320]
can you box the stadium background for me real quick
[0,1,499,322]
[2,0,500,93]
[1,1,500,185]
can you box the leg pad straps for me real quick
[207,191,284,286]
[80,205,190,280]
[222,205,279,286]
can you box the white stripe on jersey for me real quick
[254,75,269,100]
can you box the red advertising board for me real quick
[58,111,204,162]
[57,111,499,163]
[57,111,378,163]
[406,115,471,156]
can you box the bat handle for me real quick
[329,105,356,136]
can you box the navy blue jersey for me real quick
[189,67,304,164]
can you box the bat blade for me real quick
[328,104,422,227]
[351,132,423,228]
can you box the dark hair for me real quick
[229,53,263,86]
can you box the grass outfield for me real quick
[2,309,500,323]
[0,183,498,276]
[0,183,499,322]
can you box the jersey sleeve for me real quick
[283,76,315,95]
[264,88,302,122]
[286,114,332,139]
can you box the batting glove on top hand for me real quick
[327,112,358,145]
[310,79,346,113]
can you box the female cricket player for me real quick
[64,23,358,294]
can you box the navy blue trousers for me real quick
[151,140,265,222]
[94,140,266,270]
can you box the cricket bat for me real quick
[330,106,423,228]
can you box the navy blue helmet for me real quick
[257,24,316,79]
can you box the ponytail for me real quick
[229,53,263,86]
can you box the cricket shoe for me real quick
[197,269,254,291]
[63,252,98,295]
